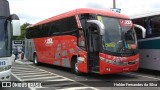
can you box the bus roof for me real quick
[130,10,160,19]
[30,8,130,27]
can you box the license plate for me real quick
[123,68,129,71]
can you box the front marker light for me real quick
[78,57,85,63]
[135,58,139,62]
[106,59,114,64]
[100,57,113,64]
[0,65,12,72]
[4,65,12,71]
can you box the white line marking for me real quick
[12,67,35,69]
[12,64,99,90]
[13,72,50,76]
[12,65,32,67]
[28,65,73,81]
[27,65,99,89]
[58,87,98,90]
[22,76,60,81]
[19,74,54,78]
[126,73,160,80]
[12,73,23,81]
[11,73,32,90]
[11,67,42,71]
[44,78,69,81]
[12,70,46,73]
[13,65,38,69]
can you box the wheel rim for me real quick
[75,63,78,73]
[35,56,37,64]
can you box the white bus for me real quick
[130,11,160,71]
[0,0,20,81]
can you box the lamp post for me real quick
[113,0,116,9]
[111,0,120,13]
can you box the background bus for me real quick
[0,0,20,81]
[25,8,145,75]
[131,11,160,71]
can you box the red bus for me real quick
[25,8,145,75]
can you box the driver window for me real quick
[78,30,86,50]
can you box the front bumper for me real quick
[0,69,11,81]
[99,61,139,74]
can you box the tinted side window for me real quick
[49,16,78,36]
[133,16,160,39]
[26,16,78,38]
[26,27,34,39]
[151,16,160,37]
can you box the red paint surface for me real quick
[77,49,88,73]
[31,8,130,27]
[99,53,139,74]
[34,35,77,65]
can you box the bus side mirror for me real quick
[134,24,146,38]
[87,20,105,35]
[10,14,21,36]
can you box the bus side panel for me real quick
[25,39,36,61]
[139,49,160,71]
[45,36,59,64]
[33,38,47,63]
[138,39,160,71]
[52,36,62,66]
[61,35,77,68]
[77,49,88,73]
[43,35,78,68]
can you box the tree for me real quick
[13,23,31,40]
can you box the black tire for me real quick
[71,58,81,75]
[33,53,39,65]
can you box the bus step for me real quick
[91,66,99,72]
[91,71,99,74]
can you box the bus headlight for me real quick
[135,58,139,62]
[100,57,113,64]
[0,65,12,72]
[78,57,85,63]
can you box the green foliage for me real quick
[13,23,31,40]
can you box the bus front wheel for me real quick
[72,58,81,75]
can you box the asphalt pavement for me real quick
[7,55,160,90]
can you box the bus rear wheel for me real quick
[33,54,39,65]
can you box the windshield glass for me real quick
[98,16,137,56]
[0,18,10,57]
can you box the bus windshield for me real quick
[99,16,137,56]
[0,18,8,57]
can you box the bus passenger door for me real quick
[87,24,100,73]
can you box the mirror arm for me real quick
[134,24,146,38]
[87,20,105,35]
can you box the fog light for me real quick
[106,68,110,71]
[1,77,4,80]
[6,76,10,79]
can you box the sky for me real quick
[8,0,160,25]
